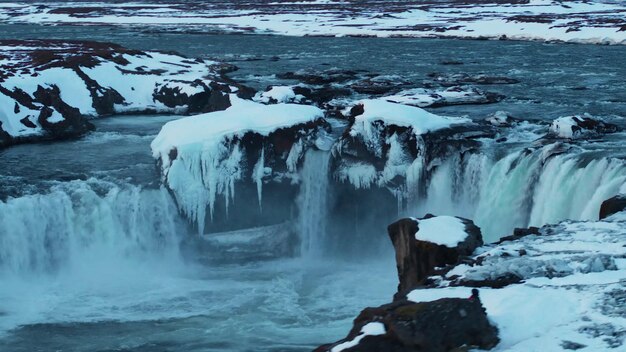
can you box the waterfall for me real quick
[0,180,186,276]
[297,150,331,258]
[410,146,626,242]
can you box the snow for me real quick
[351,100,471,137]
[0,91,41,137]
[81,52,217,113]
[415,216,469,247]
[335,100,468,190]
[383,87,495,108]
[1,66,95,115]
[151,96,324,234]
[151,96,323,170]
[3,1,626,44]
[407,217,626,351]
[330,322,386,352]
[549,114,611,139]
[0,42,222,139]
[254,86,305,104]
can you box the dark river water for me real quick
[0,24,625,352]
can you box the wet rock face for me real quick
[316,297,499,352]
[599,195,626,220]
[387,216,483,296]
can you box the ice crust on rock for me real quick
[151,96,324,234]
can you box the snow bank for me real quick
[415,216,468,247]
[0,40,228,145]
[151,96,324,234]
[408,217,626,351]
[3,1,626,44]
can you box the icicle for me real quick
[252,148,265,211]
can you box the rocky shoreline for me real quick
[317,205,626,351]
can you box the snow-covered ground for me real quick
[1,1,625,44]
[407,214,626,351]
[0,40,231,145]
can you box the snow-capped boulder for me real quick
[384,86,504,108]
[549,114,618,139]
[151,96,326,234]
[253,85,305,104]
[0,40,240,147]
[332,99,477,192]
[599,195,626,220]
[316,294,499,352]
[388,215,483,295]
[486,111,514,127]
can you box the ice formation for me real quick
[151,96,324,234]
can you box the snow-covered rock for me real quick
[0,40,238,147]
[253,85,305,104]
[332,99,477,192]
[549,114,619,139]
[405,217,626,351]
[487,111,514,127]
[388,215,483,295]
[324,212,626,352]
[317,291,499,352]
[384,86,504,108]
[151,96,326,234]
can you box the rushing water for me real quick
[0,24,625,352]
[0,114,397,351]
[297,150,331,258]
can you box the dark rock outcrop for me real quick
[388,215,483,297]
[316,296,499,352]
[599,195,626,220]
